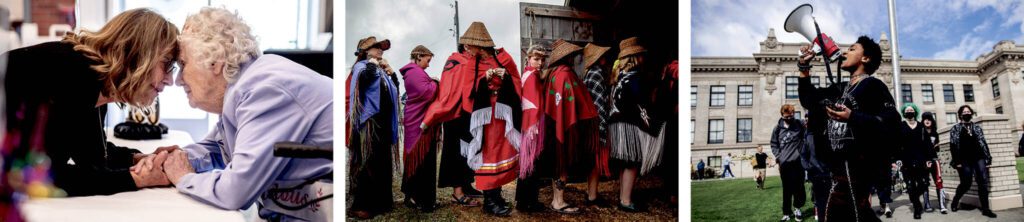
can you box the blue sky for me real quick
[692,0,1024,60]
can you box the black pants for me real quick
[809,169,831,220]
[780,161,806,215]
[875,161,893,205]
[437,115,475,188]
[902,163,930,213]
[349,131,395,215]
[826,160,882,222]
[401,142,437,207]
[953,159,991,210]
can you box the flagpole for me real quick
[888,0,902,108]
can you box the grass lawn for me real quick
[1018,157,1024,183]
[691,176,817,222]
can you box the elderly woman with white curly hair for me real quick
[149,7,333,221]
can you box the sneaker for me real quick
[794,208,802,218]
[779,215,791,222]
[940,207,948,214]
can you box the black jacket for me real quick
[771,118,805,164]
[899,121,937,166]
[4,41,141,196]
[949,122,992,166]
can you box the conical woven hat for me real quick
[459,21,495,47]
[583,43,611,68]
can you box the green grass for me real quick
[691,176,817,222]
[1018,157,1024,183]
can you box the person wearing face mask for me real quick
[920,112,948,214]
[897,103,935,219]
[797,36,900,222]
[948,105,997,218]
[770,104,806,222]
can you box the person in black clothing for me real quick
[754,145,770,190]
[920,112,948,213]
[1,8,179,197]
[771,104,806,221]
[801,112,830,221]
[949,105,997,218]
[898,103,936,219]
[797,36,900,222]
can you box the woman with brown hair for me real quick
[2,8,179,196]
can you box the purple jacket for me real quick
[400,62,437,151]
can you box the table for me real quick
[19,129,249,222]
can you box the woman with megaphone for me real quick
[795,36,901,222]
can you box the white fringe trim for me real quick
[461,108,491,170]
[493,103,522,151]
[609,122,666,175]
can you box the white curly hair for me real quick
[179,7,261,83]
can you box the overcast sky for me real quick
[345,0,561,87]
[692,0,1024,60]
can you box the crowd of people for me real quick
[345,21,678,219]
[753,36,998,221]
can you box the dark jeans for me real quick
[780,161,806,215]
[902,163,930,212]
[873,162,893,206]
[809,170,831,220]
[722,165,734,177]
[437,115,475,189]
[953,159,991,210]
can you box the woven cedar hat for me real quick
[583,43,611,68]
[459,22,495,47]
[617,37,646,59]
[357,36,390,52]
[411,45,434,57]
[547,39,582,66]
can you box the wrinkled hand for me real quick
[379,58,395,75]
[826,104,851,122]
[152,145,181,155]
[130,150,171,188]
[162,149,195,185]
[486,68,506,79]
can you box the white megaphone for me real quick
[784,4,842,63]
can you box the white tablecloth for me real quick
[19,129,248,222]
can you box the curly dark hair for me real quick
[856,36,882,74]
[957,105,975,120]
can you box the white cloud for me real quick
[346,0,562,95]
[932,35,995,60]
[692,0,887,57]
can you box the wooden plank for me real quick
[524,6,601,21]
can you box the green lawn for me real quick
[1018,157,1024,183]
[691,176,817,222]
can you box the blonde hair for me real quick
[62,8,179,107]
[611,55,643,85]
[179,7,261,83]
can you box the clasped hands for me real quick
[129,145,195,188]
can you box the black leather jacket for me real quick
[949,122,992,166]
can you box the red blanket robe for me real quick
[420,49,522,190]
[544,65,602,175]
[518,66,545,178]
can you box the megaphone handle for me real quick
[813,20,837,85]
